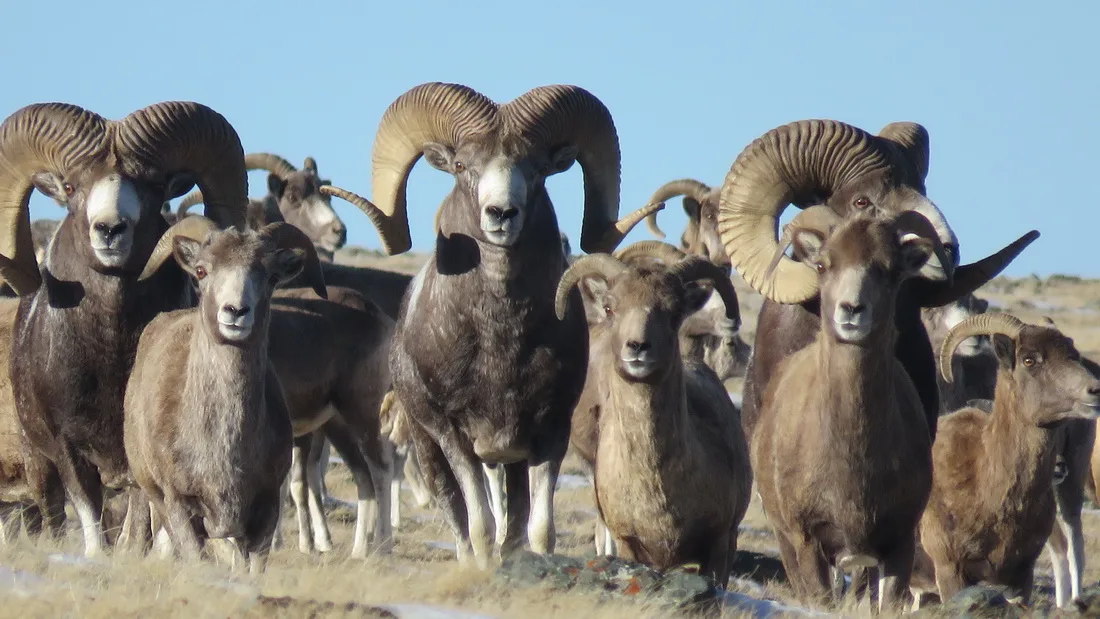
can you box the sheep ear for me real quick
[423,142,457,173]
[31,172,70,206]
[899,238,935,278]
[172,237,203,278]
[579,276,611,322]
[791,229,826,265]
[683,280,714,315]
[267,173,287,197]
[992,334,1016,371]
[272,248,306,286]
[548,145,578,175]
[682,197,702,220]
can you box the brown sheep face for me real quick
[582,268,709,382]
[172,229,305,344]
[422,137,577,247]
[995,328,1100,424]
[33,169,190,272]
[922,294,991,357]
[680,195,730,269]
[267,171,346,258]
[792,218,934,345]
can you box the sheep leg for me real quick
[775,528,830,605]
[705,529,732,590]
[932,561,965,604]
[389,441,405,529]
[315,438,334,509]
[483,463,507,549]
[304,432,333,552]
[288,435,315,554]
[404,447,433,508]
[117,487,152,554]
[23,448,64,538]
[324,429,380,559]
[54,442,106,557]
[1047,522,1071,609]
[527,457,560,555]
[362,428,394,554]
[497,461,530,560]
[157,495,202,561]
[243,489,281,576]
[1067,516,1085,605]
[417,423,491,568]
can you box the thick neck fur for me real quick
[601,348,691,466]
[981,374,1060,505]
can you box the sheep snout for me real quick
[86,175,140,267]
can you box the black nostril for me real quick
[499,207,518,221]
[486,206,518,222]
[841,302,865,315]
[1089,385,1100,397]
[224,304,250,318]
[95,221,128,239]
[626,340,650,354]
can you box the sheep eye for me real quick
[603,304,613,317]
[63,182,75,196]
[853,196,870,209]
[1023,356,1036,367]
[454,161,466,173]
[195,266,207,280]
[814,262,826,274]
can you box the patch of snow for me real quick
[0,566,51,597]
[425,540,457,552]
[380,603,497,619]
[555,473,590,490]
[721,589,826,617]
[47,552,106,568]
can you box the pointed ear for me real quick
[548,145,578,175]
[791,229,826,265]
[579,276,612,323]
[267,173,287,197]
[272,248,306,286]
[31,172,69,206]
[992,334,1016,372]
[172,237,203,279]
[682,197,702,220]
[683,280,714,315]
[899,238,935,278]
[423,142,457,173]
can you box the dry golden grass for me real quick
[3,248,1097,617]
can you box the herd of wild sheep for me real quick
[0,82,1094,612]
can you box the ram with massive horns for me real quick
[0,101,248,556]
[321,82,659,568]
[718,119,1039,444]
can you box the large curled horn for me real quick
[917,230,1040,308]
[878,122,930,187]
[138,215,220,281]
[502,85,624,253]
[260,222,327,300]
[765,205,844,282]
[718,120,895,304]
[939,313,1026,383]
[0,103,109,295]
[614,240,686,266]
[642,179,713,239]
[245,153,297,178]
[116,102,248,229]
[372,83,498,255]
[554,254,629,320]
[319,185,388,244]
[892,210,952,282]
[671,257,741,325]
[177,190,204,218]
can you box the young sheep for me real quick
[753,209,946,609]
[555,248,752,586]
[123,217,324,571]
[919,313,1100,604]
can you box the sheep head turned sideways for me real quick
[781,209,948,344]
[320,82,660,255]
[717,119,1039,306]
[555,249,737,382]
[940,314,1100,425]
[0,102,249,295]
[642,179,728,268]
[138,216,328,343]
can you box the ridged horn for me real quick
[0,103,110,295]
[245,153,297,178]
[555,254,628,320]
[138,215,220,281]
[939,313,1025,383]
[614,240,686,266]
[260,222,327,300]
[642,179,713,239]
[718,120,894,304]
[502,85,622,253]
[319,185,389,246]
[371,82,498,255]
[918,230,1040,308]
[878,122,930,186]
[672,257,741,324]
[116,102,247,228]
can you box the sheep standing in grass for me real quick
[123,217,323,571]
[919,313,1100,605]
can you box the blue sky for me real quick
[0,0,1094,276]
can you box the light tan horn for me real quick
[642,179,713,239]
[878,122,930,186]
[671,257,741,325]
[718,120,894,304]
[764,205,844,282]
[614,240,687,266]
[260,222,327,300]
[554,254,629,320]
[177,190,204,218]
[319,185,389,246]
[245,153,297,178]
[502,85,623,253]
[939,313,1025,383]
[138,215,220,281]
[116,101,248,229]
[0,103,109,295]
[372,82,498,255]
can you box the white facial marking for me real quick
[477,159,527,245]
[305,198,339,228]
[913,199,958,275]
[943,304,983,356]
[214,266,259,341]
[86,175,141,267]
[831,267,873,343]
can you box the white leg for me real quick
[315,438,333,508]
[405,453,432,507]
[70,491,105,557]
[271,475,287,551]
[527,460,558,555]
[153,526,174,558]
[1048,539,1070,609]
[390,444,404,530]
[305,437,333,552]
[483,463,507,548]
[1068,517,1085,604]
[289,444,314,553]
[364,442,393,555]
